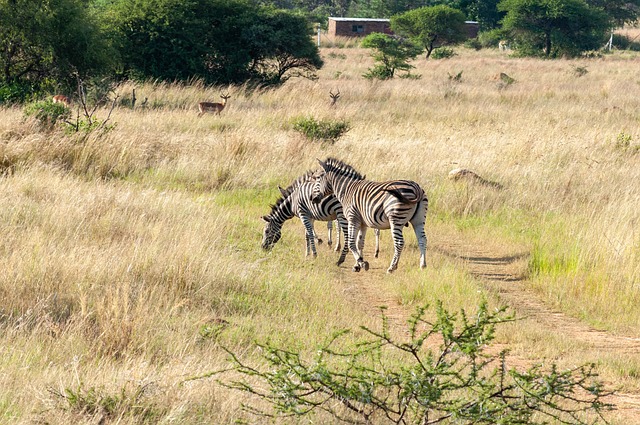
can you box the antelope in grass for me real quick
[329,89,340,107]
[52,95,71,107]
[198,93,230,117]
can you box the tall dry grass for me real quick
[1,46,639,423]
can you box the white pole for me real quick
[608,31,613,51]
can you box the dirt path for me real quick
[337,236,640,423]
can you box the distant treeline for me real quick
[0,0,638,102]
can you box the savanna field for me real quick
[1,40,640,423]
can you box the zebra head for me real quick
[311,167,332,204]
[261,215,282,250]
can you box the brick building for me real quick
[328,18,392,38]
[327,17,479,39]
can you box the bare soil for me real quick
[335,234,640,423]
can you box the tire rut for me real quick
[335,239,640,422]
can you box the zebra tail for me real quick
[385,188,419,204]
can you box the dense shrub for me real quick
[23,100,71,130]
[431,47,457,59]
[292,116,350,143]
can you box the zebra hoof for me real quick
[336,258,345,266]
[352,265,361,272]
[362,261,369,271]
[327,241,332,247]
[374,252,379,258]
[317,238,323,245]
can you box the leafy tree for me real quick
[451,0,505,30]
[585,0,640,27]
[205,302,613,424]
[360,33,423,79]
[243,8,324,86]
[391,5,467,59]
[0,0,113,102]
[105,0,322,86]
[499,0,611,57]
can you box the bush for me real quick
[464,38,483,50]
[210,302,613,424]
[23,100,71,129]
[431,47,457,59]
[0,82,39,105]
[292,116,350,144]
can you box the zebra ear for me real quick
[261,215,271,222]
[317,158,327,170]
[278,186,286,196]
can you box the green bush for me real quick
[23,100,71,129]
[0,82,39,104]
[211,302,613,424]
[464,38,483,50]
[431,47,457,59]
[292,116,350,143]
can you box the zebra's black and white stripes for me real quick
[261,171,350,265]
[311,158,427,273]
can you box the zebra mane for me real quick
[321,157,364,180]
[267,170,315,216]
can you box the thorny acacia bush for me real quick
[199,302,613,424]
[292,115,350,144]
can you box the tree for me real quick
[585,0,640,27]
[450,0,505,30]
[206,302,613,424]
[243,8,324,86]
[0,0,113,102]
[391,5,467,59]
[105,0,322,86]
[499,0,611,57]
[361,33,423,79]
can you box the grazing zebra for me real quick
[311,158,427,273]
[261,171,351,265]
[277,186,341,253]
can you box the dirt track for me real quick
[336,236,640,423]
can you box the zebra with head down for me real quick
[311,158,427,273]
[261,172,351,264]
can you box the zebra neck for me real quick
[269,197,295,225]
[329,173,358,203]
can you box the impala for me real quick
[198,93,230,117]
[52,95,71,106]
[329,89,340,107]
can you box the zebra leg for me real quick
[336,215,349,266]
[357,226,369,271]
[374,228,380,258]
[411,199,428,269]
[326,220,333,248]
[347,220,366,272]
[300,215,318,258]
[387,222,405,273]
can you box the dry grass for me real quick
[1,45,639,423]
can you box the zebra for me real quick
[261,171,352,265]
[276,186,342,253]
[311,158,427,273]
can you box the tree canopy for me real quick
[361,33,423,79]
[0,0,113,100]
[391,5,467,58]
[499,0,612,57]
[105,0,322,86]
